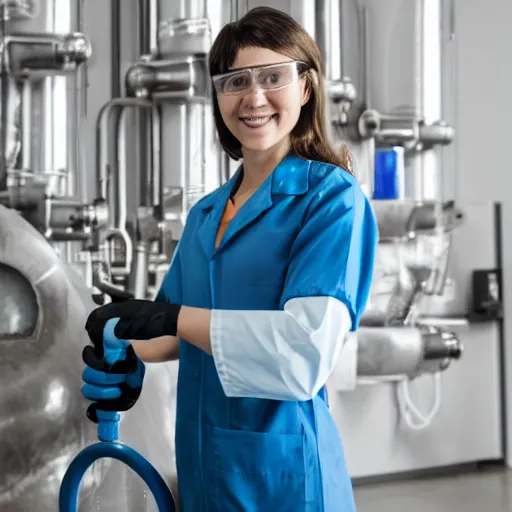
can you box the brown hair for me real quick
[208,6,353,174]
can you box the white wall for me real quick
[456,0,512,467]
[455,0,512,204]
[444,0,512,466]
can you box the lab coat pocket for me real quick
[208,426,310,512]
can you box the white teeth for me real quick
[240,115,277,128]
[240,114,276,128]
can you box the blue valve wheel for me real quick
[59,441,176,511]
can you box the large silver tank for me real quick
[0,204,180,511]
[0,204,103,510]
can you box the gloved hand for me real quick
[82,317,146,423]
[85,299,182,346]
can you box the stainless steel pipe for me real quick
[356,326,462,378]
[96,97,153,276]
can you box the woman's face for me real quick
[215,46,309,157]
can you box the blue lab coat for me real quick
[157,154,378,511]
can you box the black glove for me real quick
[82,340,145,423]
[85,299,182,346]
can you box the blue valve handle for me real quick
[59,318,176,511]
[96,317,130,442]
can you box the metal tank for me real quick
[0,205,106,511]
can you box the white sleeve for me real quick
[210,296,352,401]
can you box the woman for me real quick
[81,6,378,511]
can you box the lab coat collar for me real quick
[270,153,311,196]
[198,154,310,259]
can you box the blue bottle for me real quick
[373,147,405,200]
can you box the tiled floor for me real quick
[353,466,512,511]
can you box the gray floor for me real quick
[353,467,512,512]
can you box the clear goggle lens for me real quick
[212,61,307,95]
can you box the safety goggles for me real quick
[212,61,308,95]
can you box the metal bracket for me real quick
[125,55,210,102]
[358,109,455,150]
[2,33,91,79]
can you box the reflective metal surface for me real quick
[0,205,104,511]
[158,17,211,57]
[371,199,464,241]
[125,56,210,102]
[0,1,91,248]
[4,33,91,77]
[356,326,462,378]
[0,263,38,337]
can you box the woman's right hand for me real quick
[81,318,146,423]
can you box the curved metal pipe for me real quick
[96,97,152,202]
[96,97,152,275]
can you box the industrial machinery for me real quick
[301,0,466,433]
[0,0,502,510]
[309,0,502,479]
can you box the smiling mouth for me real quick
[239,114,278,128]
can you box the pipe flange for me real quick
[328,77,357,104]
[358,109,381,139]
[89,198,109,230]
[56,33,92,65]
